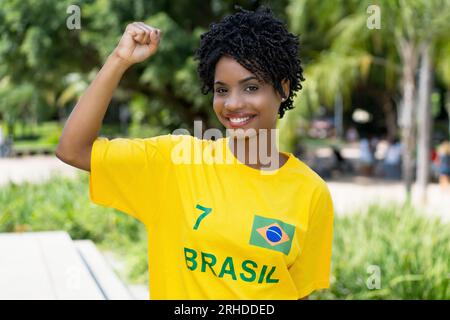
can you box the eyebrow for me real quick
[214,76,259,86]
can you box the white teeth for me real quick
[229,116,252,123]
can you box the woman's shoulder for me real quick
[288,155,330,190]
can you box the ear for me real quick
[280,79,290,101]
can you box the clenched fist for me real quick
[113,22,162,66]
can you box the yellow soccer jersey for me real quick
[89,134,334,299]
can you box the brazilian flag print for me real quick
[249,215,296,255]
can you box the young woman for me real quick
[56,6,334,300]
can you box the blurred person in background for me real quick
[358,134,375,176]
[345,125,359,143]
[382,137,402,180]
[431,142,440,182]
[437,140,450,193]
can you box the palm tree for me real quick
[384,0,450,202]
[283,0,401,145]
[284,0,450,201]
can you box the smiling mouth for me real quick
[225,115,257,128]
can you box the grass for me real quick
[311,203,450,300]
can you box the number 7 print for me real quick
[193,204,212,230]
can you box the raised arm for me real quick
[55,22,162,172]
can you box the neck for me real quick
[228,130,285,170]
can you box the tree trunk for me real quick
[416,43,433,204]
[398,40,418,200]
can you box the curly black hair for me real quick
[194,5,305,119]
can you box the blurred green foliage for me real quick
[1,0,449,150]
[313,203,450,300]
[0,0,289,141]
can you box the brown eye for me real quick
[215,88,227,94]
[245,85,258,92]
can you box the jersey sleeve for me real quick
[289,182,334,299]
[89,134,175,226]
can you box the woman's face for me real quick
[213,55,288,139]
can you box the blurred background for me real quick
[0,0,449,299]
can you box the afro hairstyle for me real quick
[194,5,305,119]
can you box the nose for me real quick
[224,93,245,111]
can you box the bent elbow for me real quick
[55,145,91,172]
[55,147,74,165]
